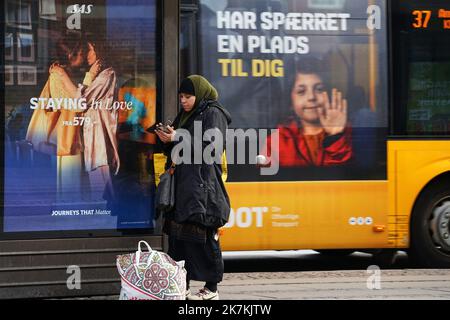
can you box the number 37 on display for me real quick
[412,10,432,29]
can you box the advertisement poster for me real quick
[197,0,389,182]
[4,0,158,233]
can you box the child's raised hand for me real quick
[319,88,348,136]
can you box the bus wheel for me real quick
[316,249,355,257]
[410,184,450,268]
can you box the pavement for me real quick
[194,269,450,300]
[59,251,450,300]
[68,269,450,300]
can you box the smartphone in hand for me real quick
[156,120,172,134]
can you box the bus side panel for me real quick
[221,181,390,251]
[388,141,450,249]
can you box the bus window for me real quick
[392,0,450,136]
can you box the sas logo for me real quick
[349,217,373,226]
[66,4,94,30]
[224,207,269,229]
[68,4,94,14]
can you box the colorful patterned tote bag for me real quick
[116,241,187,300]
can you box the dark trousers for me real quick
[168,229,224,284]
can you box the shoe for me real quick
[185,289,192,300]
[187,288,219,300]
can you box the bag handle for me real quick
[135,241,152,267]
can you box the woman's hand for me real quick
[319,89,348,136]
[89,60,102,79]
[49,63,77,97]
[155,125,176,144]
[49,63,67,77]
[49,62,59,74]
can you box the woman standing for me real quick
[156,75,232,300]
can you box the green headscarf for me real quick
[179,75,218,127]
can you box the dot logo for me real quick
[349,217,374,226]
[224,207,269,229]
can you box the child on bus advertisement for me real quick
[262,58,353,168]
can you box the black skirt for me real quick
[167,228,224,283]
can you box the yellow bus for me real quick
[1,0,448,300]
[181,0,450,267]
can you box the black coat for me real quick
[163,99,232,229]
